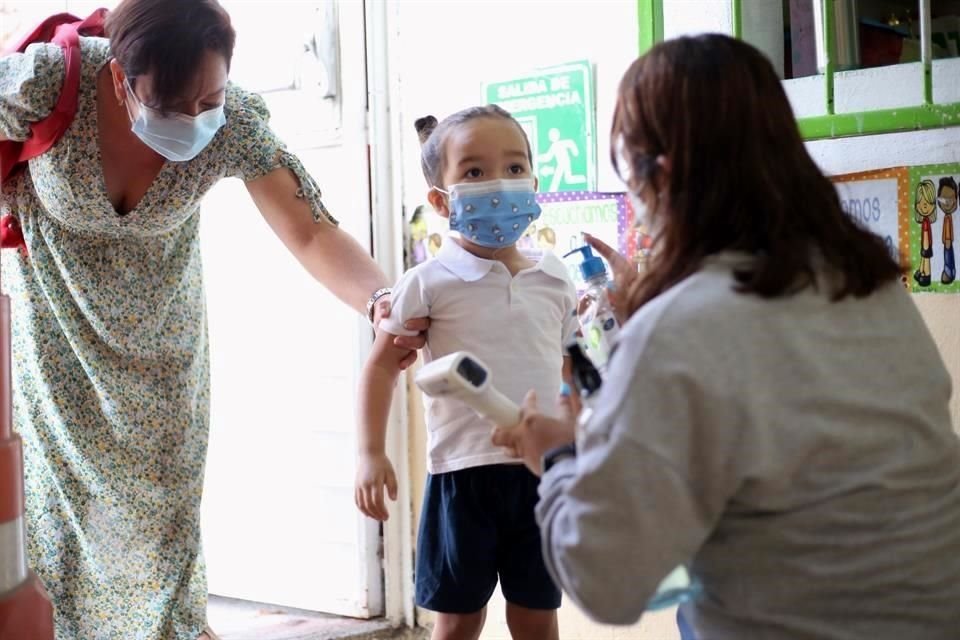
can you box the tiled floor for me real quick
[206,595,410,640]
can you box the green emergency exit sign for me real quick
[483,60,596,193]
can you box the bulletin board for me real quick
[830,167,912,289]
[829,164,960,294]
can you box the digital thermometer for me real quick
[414,352,522,427]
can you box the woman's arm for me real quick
[246,167,388,317]
[499,328,741,625]
[0,43,66,144]
[245,167,428,363]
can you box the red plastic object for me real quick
[0,216,26,254]
[0,574,55,640]
[0,270,53,640]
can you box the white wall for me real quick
[394,0,641,205]
[662,0,731,40]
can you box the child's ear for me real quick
[533,176,539,192]
[427,189,450,219]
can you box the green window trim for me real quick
[731,0,743,40]
[638,0,663,54]
[636,0,960,140]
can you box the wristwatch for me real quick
[542,442,577,474]
[366,287,392,325]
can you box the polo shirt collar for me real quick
[436,236,571,284]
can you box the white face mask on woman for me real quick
[124,80,226,162]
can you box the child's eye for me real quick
[464,168,483,179]
[509,164,527,175]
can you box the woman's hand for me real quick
[583,233,640,324]
[491,390,577,476]
[373,296,429,370]
[355,451,398,521]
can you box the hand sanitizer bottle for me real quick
[564,245,620,371]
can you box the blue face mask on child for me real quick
[440,178,541,248]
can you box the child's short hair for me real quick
[414,105,532,189]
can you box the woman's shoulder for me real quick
[214,83,274,152]
[78,36,110,55]
[628,261,743,328]
[614,257,761,370]
[223,83,270,124]
[0,40,68,140]
[2,39,66,89]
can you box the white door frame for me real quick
[200,0,387,619]
[364,0,416,628]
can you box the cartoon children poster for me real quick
[909,164,960,293]
[829,164,960,294]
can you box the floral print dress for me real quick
[0,38,334,639]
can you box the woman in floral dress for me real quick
[0,0,421,637]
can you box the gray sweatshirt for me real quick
[537,254,960,639]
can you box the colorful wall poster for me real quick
[831,167,912,288]
[483,61,597,193]
[532,191,634,290]
[829,164,959,293]
[907,164,960,293]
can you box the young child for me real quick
[355,105,578,640]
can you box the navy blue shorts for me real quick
[415,464,562,614]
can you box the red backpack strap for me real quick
[0,9,107,253]
[0,13,78,184]
[4,13,79,55]
[17,9,108,163]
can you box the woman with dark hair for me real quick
[0,0,424,637]
[494,34,960,639]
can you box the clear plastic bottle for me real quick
[564,246,620,371]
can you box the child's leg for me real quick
[416,470,499,639]
[505,604,559,640]
[432,609,487,640]
[495,465,563,640]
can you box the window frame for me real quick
[637,0,960,140]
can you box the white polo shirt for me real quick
[380,238,579,474]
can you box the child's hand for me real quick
[355,452,398,521]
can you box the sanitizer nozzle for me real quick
[563,245,608,282]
